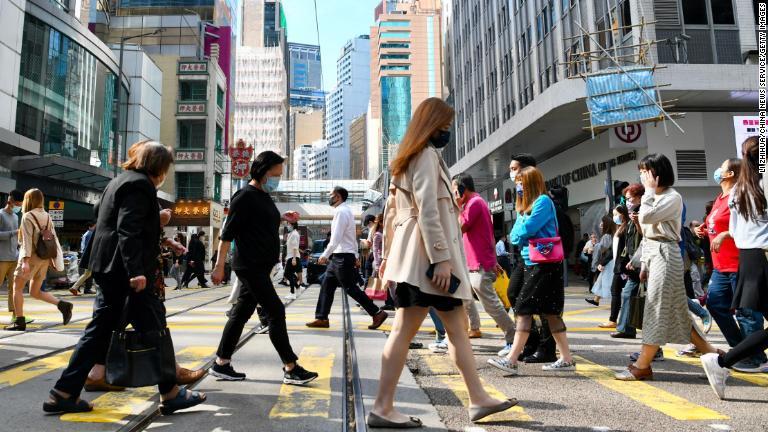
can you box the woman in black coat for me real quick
[44,141,207,415]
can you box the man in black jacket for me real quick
[181,233,208,288]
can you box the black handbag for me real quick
[628,282,646,330]
[106,297,176,387]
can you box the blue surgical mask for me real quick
[515,183,524,197]
[713,168,723,184]
[613,215,623,225]
[12,206,20,214]
[263,176,280,193]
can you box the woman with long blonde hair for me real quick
[370,97,516,428]
[4,189,70,331]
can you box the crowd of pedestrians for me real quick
[0,98,763,424]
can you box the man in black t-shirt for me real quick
[210,151,317,386]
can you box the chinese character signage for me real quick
[177,102,206,115]
[229,139,254,179]
[171,201,211,226]
[175,151,205,162]
[178,62,208,74]
[733,116,760,157]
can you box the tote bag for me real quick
[628,283,646,330]
[106,298,176,387]
[365,275,388,301]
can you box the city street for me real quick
[0,278,765,432]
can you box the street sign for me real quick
[49,210,64,221]
[49,201,64,210]
[53,220,64,228]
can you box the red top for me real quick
[707,192,739,273]
[460,193,497,272]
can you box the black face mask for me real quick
[430,130,451,148]
[329,197,338,207]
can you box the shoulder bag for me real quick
[628,282,646,330]
[528,198,564,264]
[106,297,176,387]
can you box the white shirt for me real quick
[322,202,358,259]
[285,229,301,259]
[495,240,508,257]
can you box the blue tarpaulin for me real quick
[585,67,663,128]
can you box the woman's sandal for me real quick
[469,398,519,422]
[159,387,207,415]
[42,389,93,413]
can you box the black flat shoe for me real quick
[585,298,599,306]
[43,389,93,413]
[522,352,558,363]
[58,301,73,325]
[367,412,422,428]
[610,332,637,339]
[159,387,207,415]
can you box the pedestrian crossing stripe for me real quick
[269,346,334,419]
[574,356,729,420]
[61,346,214,423]
[660,347,768,388]
[422,354,532,423]
[0,350,74,391]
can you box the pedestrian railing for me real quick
[341,290,369,432]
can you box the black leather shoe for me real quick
[522,352,558,363]
[610,332,637,339]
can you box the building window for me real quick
[381,65,410,71]
[15,14,120,171]
[380,31,411,38]
[380,42,410,49]
[178,121,206,149]
[216,86,224,109]
[214,173,222,202]
[176,172,204,199]
[180,80,207,101]
[381,21,410,27]
[380,54,410,59]
[215,125,223,153]
[381,76,411,174]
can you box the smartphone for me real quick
[426,264,461,294]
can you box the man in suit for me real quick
[181,233,209,288]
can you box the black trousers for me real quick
[217,269,298,364]
[284,258,301,293]
[55,272,174,398]
[507,257,555,356]
[181,261,207,287]
[722,329,768,368]
[315,254,380,320]
[609,273,627,322]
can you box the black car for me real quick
[306,239,327,284]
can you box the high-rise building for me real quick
[307,139,330,180]
[0,0,134,247]
[292,144,314,179]
[325,36,371,179]
[288,43,324,108]
[287,107,324,178]
[349,115,367,180]
[444,0,758,237]
[369,0,443,178]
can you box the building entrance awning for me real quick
[12,156,114,190]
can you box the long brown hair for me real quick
[515,167,547,214]
[601,214,616,237]
[374,213,384,233]
[614,205,629,236]
[20,189,45,242]
[390,98,454,177]
[733,136,767,221]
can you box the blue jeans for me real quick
[429,308,446,342]
[707,270,767,364]
[616,279,638,335]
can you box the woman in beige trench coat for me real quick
[367,98,517,428]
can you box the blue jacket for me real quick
[510,195,558,266]
[81,229,94,254]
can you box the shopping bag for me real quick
[493,270,511,309]
[106,298,176,387]
[365,275,388,301]
[628,283,645,330]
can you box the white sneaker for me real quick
[487,357,519,375]
[285,293,297,300]
[542,358,576,371]
[498,343,513,357]
[701,353,729,399]
[428,341,448,353]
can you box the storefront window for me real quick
[15,15,123,171]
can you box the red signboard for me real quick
[229,139,254,179]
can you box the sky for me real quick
[282,0,381,91]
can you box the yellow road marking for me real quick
[563,306,610,316]
[574,356,728,420]
[269,346,334,419]
[661,347,768,388]
[61,346,213,423]
[0,350,73,390]
[422,354,531,423]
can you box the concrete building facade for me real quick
[349,115,368,180]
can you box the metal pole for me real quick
[113,39,125,177]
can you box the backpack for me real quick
[29,213,58,260]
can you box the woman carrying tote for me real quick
[44,141,207,414]
[488,166,576,375]
[369,98,516,428]
[4,189,71,331]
